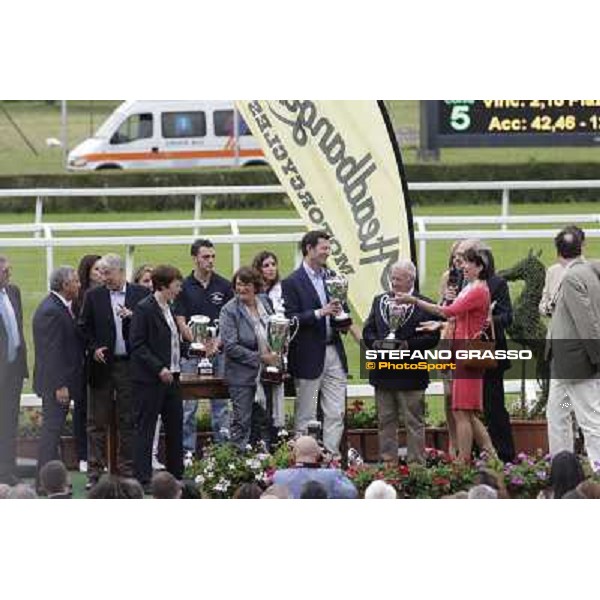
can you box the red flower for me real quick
[432,477,450,487]
[349,399,364,414]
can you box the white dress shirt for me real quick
[0,288,21,362]
[155,293,180,373]
[303,262,332,342]
[109,286,128,356]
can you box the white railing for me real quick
[2,214,600,285]
[3,179,600,230]
[2,181,600,284]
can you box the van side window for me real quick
[162,112,206,138]
[110,113,153,145]
[214,110,252,137]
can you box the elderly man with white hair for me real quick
[362,259,441,465]
[78,253,150,489]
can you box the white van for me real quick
[67,100,267,171]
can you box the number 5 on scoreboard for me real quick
[450,105,471,131]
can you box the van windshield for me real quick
[94,111,125,139]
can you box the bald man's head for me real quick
[293,436,321,464]
[555,227,583,260]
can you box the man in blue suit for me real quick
[282,230,349,457]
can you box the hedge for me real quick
[0,162,599,213]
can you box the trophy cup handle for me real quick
[289,316,300,342]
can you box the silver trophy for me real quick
[187,314,214,376]
[263,314,299,384]
[324,273,352,328]
[386,302,406,340]
[379,295,412,349]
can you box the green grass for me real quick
[0,101,121,175]
[3,100,600,176]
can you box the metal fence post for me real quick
[44,225,54,288]
[501,188,510,231]
[231,221,241,272]
[125,246,135,280]
[193,194,202,237]
[416,218,427,287]
[34,196,44,238]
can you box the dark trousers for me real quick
[73,379,88,462]
[249,384,277,450]
[88,360,135,480]
[133,378,183,485]
[230,385,257,450]
[0,367,24,482]
[483,374,516,463]
[37,393,72,476]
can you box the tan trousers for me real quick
[295,346,347,456]
[375,388,425,464]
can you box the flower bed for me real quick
[184,434,563,499]
[184,433,295,498]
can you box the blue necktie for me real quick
[0,290,19,363]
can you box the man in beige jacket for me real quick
[546,238,600,471]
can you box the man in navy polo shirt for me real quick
[174,239,233,455]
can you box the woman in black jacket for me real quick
[130,265,189,487]
[72,254,104,472]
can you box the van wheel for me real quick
[242,160,268,167]
[96,164,122,170]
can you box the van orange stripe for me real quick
[83,148,264,162]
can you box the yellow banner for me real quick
[236,100,414,321]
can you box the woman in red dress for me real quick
[397,247,496,462]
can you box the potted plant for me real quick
[17,407,78,469]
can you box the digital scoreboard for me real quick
[422,100,600,148]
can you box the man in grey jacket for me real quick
[546,235,600,471]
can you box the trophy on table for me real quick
[188,314,214,376]
[324,273,353,329]
[262,314,299,384]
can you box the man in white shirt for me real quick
[78,254,150,488]
[281,231,350,458]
